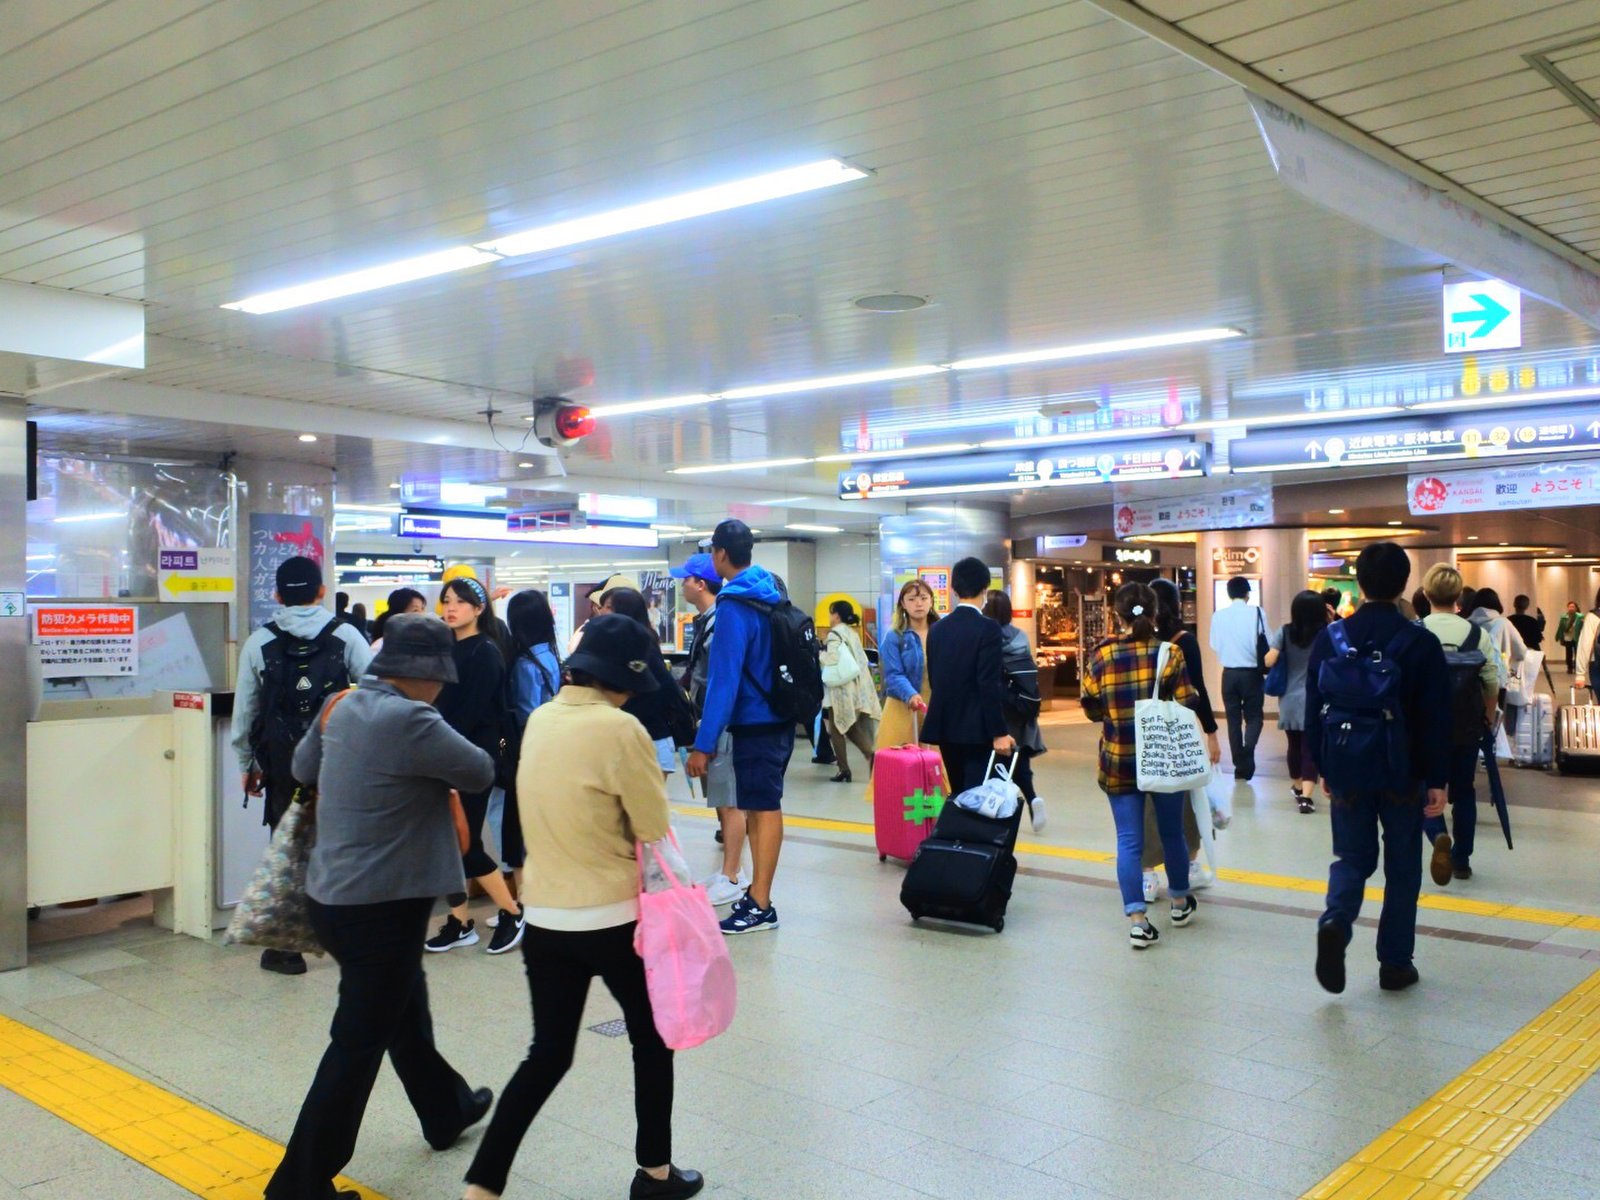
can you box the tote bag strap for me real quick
[1152,641,1172,700]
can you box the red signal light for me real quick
[555,405,595,440]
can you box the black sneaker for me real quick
[425,916,478,952]
[1379,962,1421,992]
[260,949,307,976]
[427,1086,493,1151]
[486,906,525,955]
[1128,920,1160,950]
[630,1165,705,1200]
[1316,921,1347,994]
[1169,895,1198,926]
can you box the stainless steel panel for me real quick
[0,397,27,970]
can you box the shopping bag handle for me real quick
[635,829,688,893]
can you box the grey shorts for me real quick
[702,730,736,808]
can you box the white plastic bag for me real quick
[639,830,692,894]
[951,754,1021,820]
[1135,644,1213,793]
[1207,776,1232,830]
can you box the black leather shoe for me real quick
[1379,963,1421,992]
[428,1087,493,1150]
[829,770,852,784]
[1315,921,1346,994]
[630,1165,705,1200]
[260,949,307,976]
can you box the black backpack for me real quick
[1442,624,1490,749]
[249,622,349,796]
[728,596,824,728]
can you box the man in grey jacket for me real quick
[267,613,495,1200]
[230,556,372,974]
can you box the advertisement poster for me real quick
[33,605,139,678]
[248,514,326,630]
[1408,461,1600,515]
[157,548,235,602]
[549,581,574,652]
[638,571,678,647]
[1114,485,1274,539]
[918,567,951,614]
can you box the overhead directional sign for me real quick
[839,439,1208,499]
[1443,278,1521,353]
[1229,403,1600,473]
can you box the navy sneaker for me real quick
[719,895,778,935]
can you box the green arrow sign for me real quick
[1450,292,1511,340]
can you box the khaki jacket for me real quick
[822,623,882,733]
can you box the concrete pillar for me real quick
[0,398,26,970]
[1196,528,1310,714]
[231,460,336,663]
[878,503,1009,620]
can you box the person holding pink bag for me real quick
[463,614,705,1200]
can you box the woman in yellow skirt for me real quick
[867,579,940,799]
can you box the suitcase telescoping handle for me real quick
[983,750,1021,782]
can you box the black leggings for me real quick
[466,922,674,1194]
[1284,730,1317,782]
[458,786,498,882]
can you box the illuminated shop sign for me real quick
[839,440,1208,499]
[334,553,446,585]
[1229,404,1600,473]
[1103,546,1159,565]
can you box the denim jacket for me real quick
[880,627,925,703]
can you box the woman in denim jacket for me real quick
[868,579,941,795]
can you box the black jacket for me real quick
[435,633,507,758]
[922,605,1009,747]
[623,640,696,745]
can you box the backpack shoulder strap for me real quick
[319,688,355,733]
[1462,623,1481,652]
[1382,621,1423,660]
[1326,620,1353,657]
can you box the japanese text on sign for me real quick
[32,606,139,678]
[1408,461,1600,516]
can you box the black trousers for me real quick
[1220,668,1265,777]
[938,743,995,799]
[267,897,478,1200]
[466,923,675,1195]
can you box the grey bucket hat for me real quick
[368,613,459,683]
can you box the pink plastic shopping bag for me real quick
[634,837,737,1050]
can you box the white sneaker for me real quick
[703,874,745,907]
[1030,797,1047,833]
[1142,870,1160,904]
[1188,863,1216,890]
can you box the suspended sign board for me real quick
[1443,279,1521,353]
[1228,404,1600,473]
[157,548,235,602]
[1408,461,1600,515]
[1113,484,1273,539]
[839,440,1208,499]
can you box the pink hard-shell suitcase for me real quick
[873,734,945,863]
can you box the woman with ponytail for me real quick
[1080,582,1200,949]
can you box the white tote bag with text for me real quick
[1135,643,1214,793]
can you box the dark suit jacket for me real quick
[922,604,1009,746]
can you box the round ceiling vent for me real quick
[853,293,928,312]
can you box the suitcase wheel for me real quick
[992,916,1005,933]
[907,909,922,922]
[879,853,887,863]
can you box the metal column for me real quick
[0,398,27,971]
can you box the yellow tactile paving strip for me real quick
[673,806,1600,935]
[0,1013,385,1200]
[1301,966,1600,1199]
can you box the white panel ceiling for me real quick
[6,0,1598,513]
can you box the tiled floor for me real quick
[3,715,1599,1199]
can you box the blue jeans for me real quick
[1322,787,1424,967]
[1107,791,1190,914]
[1423,745,1478,866]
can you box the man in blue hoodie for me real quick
[686,519,791,934]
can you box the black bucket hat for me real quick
[565,613,659,694]
[368,613,459,683]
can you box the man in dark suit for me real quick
[923,557,1017,797]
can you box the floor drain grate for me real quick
[588,1018,628,1038]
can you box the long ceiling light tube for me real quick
[670,457,814,475]
[947,327,1244,371]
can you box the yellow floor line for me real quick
[1302,966,1600,1199]
[672,806,1600,934]
[0,1013,384,1200]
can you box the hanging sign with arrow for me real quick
[1443,278,1521,353]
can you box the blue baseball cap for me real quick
[670,553,719,585]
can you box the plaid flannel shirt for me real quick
[1080,634,1197,795]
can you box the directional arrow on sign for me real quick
[1306,440,1323,459]
[1450,292,1512,340]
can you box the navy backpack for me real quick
[1316,620,1421,795]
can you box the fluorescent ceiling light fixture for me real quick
[476,159,867,258]
[743,496,812,505]
[650,523,694,533]
[670,457,813,475]
[1328,508,1345,515]
[721,364,944,401]
[53,511,124,524]
[298,433,319,443]
[949,327,1243,372]
[338,504,401,514]
[223,247,501,314]
[815,443,973,463]
[590,394,717,419]
[1409,384,1600,413]
[979,428,1156,451]
[786,523,843,533]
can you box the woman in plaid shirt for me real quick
[1082,582,1204,948]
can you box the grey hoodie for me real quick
[230,605,374,771]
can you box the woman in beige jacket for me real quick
[464,614,704,1200]
[820,600,882,784]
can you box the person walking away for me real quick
[821,601,881,784]
[1141,579,1220,897]
[1307,543,1450,994]
[922,557,1016,798]
[463,615,704,1200]
[1509,594,1554,692]
[266,614,496,1199]
[371,587,427,651]
[1418,565,1499,886]
[1264,591,1331,814]
[426,576,525,956]
[1081,582,1200,948]
[599,587,698,775]
[233,556,373,975]
[503,589,564,897]
[1209,577,1267,780]
[686,519,795,936]
[869,580,940,796]
[1557,601,1584,673]
[1573,586,1600,704]
[1467,588,1526,735]
[673,553,747,906]
[983,590,1049,833]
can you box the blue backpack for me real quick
[1316,620,1421,795]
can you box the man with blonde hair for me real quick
[1419,563,1501,886]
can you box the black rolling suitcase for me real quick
[899,796,1022,933]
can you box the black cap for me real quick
[276,556,323,606]
[368,613,459,683]
[710,518,754,563]
[565,613,660,695]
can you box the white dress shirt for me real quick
[1209,599,1264,669]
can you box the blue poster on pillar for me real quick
[248,513,327,630]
